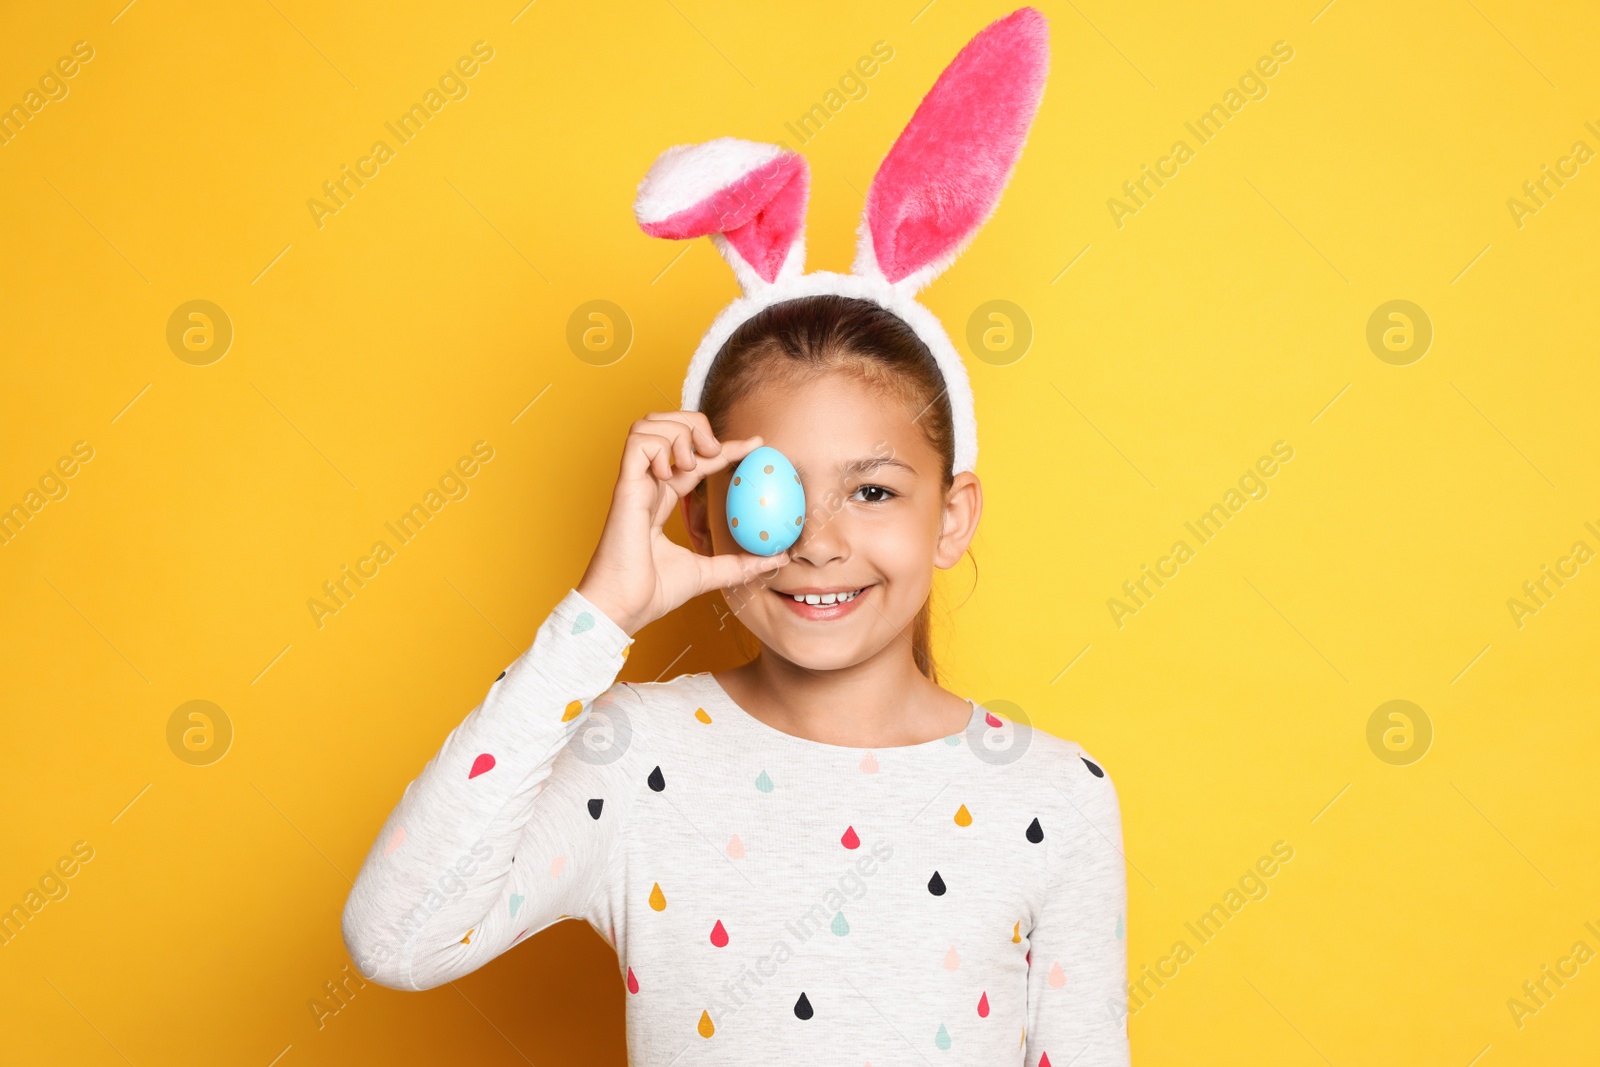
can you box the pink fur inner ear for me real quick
[640,153,809,283]
[865,7,1049,284]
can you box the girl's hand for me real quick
[575,411,789,636]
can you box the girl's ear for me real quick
[854,7,1050,294]
[682,486,713,556]
[934,472,983,569]
[634,137,810,295]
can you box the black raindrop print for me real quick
[1026,817,1043,843]
[588,798,605,819]
[928,870,946,896]
[1081,756,1104,778]
[496,670,506,681]
[794,991,814,1019]
[648,765,665,792]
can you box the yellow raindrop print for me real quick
[1012,920,1022,943]
[460,929,473,944]
[562,700,583,721]
[695,707,713,724]
[648,882,666,911]
[698,1009,715,1038]
[954,804,972,827]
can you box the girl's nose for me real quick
[790,501,848,566]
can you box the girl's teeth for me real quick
[791,589,860,605]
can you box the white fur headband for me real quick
[632,7,1050,476]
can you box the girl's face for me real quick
[685,367,982,673]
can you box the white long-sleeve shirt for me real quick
[342,587,1131,1066]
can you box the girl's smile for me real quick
[772,582,873,620]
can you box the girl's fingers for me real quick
[643,411,722,458]
[624,431,677,483]
[635,418,699,473]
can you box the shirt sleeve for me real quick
[341,586,641,991]
[1024,748,1131,1067]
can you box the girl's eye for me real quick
[851,484,896,504]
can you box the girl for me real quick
[343,9,1129,1065]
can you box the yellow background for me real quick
[2,0,1596,1063]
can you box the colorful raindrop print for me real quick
[977,992,990,1018]
[626,966,639,993]
[726,834,745,859]
[384,826,406,855]
[859,752,879,773]
[710,919,729,947]
[695,707,712,724]
[697,1010,714,1038]
[943,945,961,971]
[588,798,604,819]
[841,825,860,849]
[572,612,595,634]
[934,1023,952,1050]
[831,911,849,936]
[1026,817,1043,843]
[647,765,665,792]
[1081,756,1104,777]
[562,700,584,722]
[755,770,774,792]
[648,883,666,911]
[794,991,814,1019]
[928,871,946,896]
[509,894,524,919]
[1047,961,1066,988]
[954,804,972,827]
[985,710,1003,728]
[468,753,496,779]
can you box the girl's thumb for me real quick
[709,550,789,592]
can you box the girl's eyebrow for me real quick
[794,456,918,480]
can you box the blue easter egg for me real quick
[726,446,805,556]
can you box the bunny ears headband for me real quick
[632,7,1050,476]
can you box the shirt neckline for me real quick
[697,671,980,753]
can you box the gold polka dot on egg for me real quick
[733,476,740,485]
[731,517,739,527]
[763,464,774,474]
[759,531,769,541]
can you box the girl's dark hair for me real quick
[695,294,968,682]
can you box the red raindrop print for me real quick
[626,967,640,994]
[841,825,860,849]
[710,919,729,947]
[1039,1053,1052,1067]
[469,753,496,779]
[977,991,990,1017]
[985,711,1003,728]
